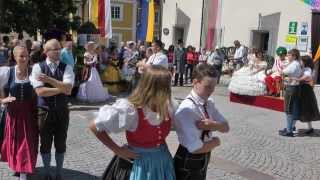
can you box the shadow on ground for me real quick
[296,129,320,137]
[28,167,100,180]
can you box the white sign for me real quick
[300,22,308,36]
[297,36,308,52]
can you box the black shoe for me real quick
[13,172,20,177]
[278,128,287,134]
[279,131,294,137]
[305,128,314,135]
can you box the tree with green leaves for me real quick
[0,0,80,37]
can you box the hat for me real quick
[85,41,97,50]
[276,47,287,56]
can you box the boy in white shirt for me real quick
[174,64,230,180]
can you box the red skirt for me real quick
[0,100,39,173]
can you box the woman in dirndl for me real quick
[77,41,109,103]
[296,56,320,134]
[0,46,38,180]
[89,65,176,180]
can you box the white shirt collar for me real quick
[190,90,207,106]
[46,58,60,66]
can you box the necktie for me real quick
[201,103,210,141]
[49,63,57,73]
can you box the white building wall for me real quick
[161,0,203,49]
[220,0,311,54]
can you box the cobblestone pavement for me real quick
[1,86,320,180]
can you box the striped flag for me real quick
[137,0,155,42]
[314,45,320,63]
[89,0,112,38]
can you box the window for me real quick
[111,4,123,21]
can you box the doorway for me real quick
[251,30,269,52]
[173,27,184,45]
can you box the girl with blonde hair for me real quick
[89,65,176,180]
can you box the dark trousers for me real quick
[38,107,70,154]
[174,145,211,180]
[213,64,222,84]
[174,72,184,86]
[185,64,195,83]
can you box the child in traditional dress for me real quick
[89,65,175,180]
[174,64,229,180]
[295,56,320,134]
[265,47,288,96]
[279,49,302,137]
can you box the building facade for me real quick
[218,0,312,56]
[75,0,137,46]
[161,0,204,49]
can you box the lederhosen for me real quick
[174,97,211,180]
[37,62,70,154]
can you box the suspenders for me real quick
[186,97,210,141]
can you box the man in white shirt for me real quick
[30,39,75,180]
[231,40,247,69]
[146,40,168,69]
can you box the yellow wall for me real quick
[113,29,132,42]
[111,2,133,28]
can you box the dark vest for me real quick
[4,67,34,101]
[37,61,69,109]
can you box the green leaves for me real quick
[0,0,81,36]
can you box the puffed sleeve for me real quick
[0,66,10,89]
[94,99,139,133]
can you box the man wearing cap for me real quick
[264,47,288,96]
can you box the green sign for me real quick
[289,22,298,34]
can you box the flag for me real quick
[89,0,112,38]
[137,0,155,42]
[104,0,112,38]
[89,0,99,27]
[300,0,320,9]
[314,45,320,62]
[146,0,155,42]
[205,0,219,50]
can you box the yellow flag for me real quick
[146,0,155,42]
[89,0,99,28]
[314,45,320,63]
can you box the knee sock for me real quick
[41,153,51,174]
[19,173,27,180]
[307,122,313,129]
[55,153,65,175]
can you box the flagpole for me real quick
[199,0,205,49]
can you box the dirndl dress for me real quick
[101,108,175,180]
[299,83,320,122]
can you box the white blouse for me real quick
[95,99,177,134]
[0,66,30,90]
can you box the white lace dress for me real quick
[77,52,110,103]
[228,59,267,96]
